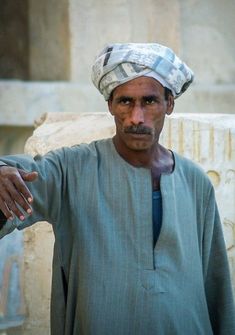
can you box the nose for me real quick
[129,104,145,125]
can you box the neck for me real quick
[112,136,174,191]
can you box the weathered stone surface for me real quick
[21,112,235,333]
[22,223,53,335]
[25,112,115,155]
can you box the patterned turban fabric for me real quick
[91,43,194,100]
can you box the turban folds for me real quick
[91,43,194,100]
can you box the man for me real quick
[0,43,234,334]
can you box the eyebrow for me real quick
[142,95,159,101]
[115,96,134,103]
[115,94,159,102]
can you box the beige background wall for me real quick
[0,0,234,334]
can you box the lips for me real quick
[126,133,151,139]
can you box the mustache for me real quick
[123,125,153,135]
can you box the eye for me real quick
[119,97,131,105]
[144,97,157,105]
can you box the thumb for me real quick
[18,169,38,182]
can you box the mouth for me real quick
[126,133,151,139]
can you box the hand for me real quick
[0,166,38,221]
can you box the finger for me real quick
[11,174,34,203]
[19,170,38,182]
[0,197,14,220]
[0,191,25,221]
[6,182,32,215]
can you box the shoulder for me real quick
[54,138,112,164]
[68,138,111,155]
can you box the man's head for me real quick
[107,76,174,151]
[91,43,194,152]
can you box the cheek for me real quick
[114,115,125,129]
[145,110,165,127]
[114,111,130,126]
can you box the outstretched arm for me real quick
[0,149,67,238]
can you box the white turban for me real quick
[91,43,194,100]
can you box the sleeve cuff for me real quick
[0,217,18,239]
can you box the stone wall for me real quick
[0,0,235,130]
[19,112,235,335]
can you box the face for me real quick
[108,76,174,152]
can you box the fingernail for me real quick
[20,215,25,221]
[27,208,32,214]
[9,216,14,221]
[28,197,33,203]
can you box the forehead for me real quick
[112,76,165,98]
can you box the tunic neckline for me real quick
[109,137,177,177]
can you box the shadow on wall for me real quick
[0,127,33,156]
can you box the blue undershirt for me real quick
[152,190,162,246]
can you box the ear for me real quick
[108,99,114,115]
[166,95,174,115]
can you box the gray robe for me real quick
[0,138,235,335]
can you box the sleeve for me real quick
[0,210,7,231]
[202,186,235,335]
[0,148,68,239]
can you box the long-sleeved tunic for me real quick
[0,138,235,335]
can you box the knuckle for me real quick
[17,196,27,209]
[6,199,15,208]
[0,190,9,203]
[12,173,21,182]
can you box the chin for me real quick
[125,140,153,151]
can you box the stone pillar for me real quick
[28,0,70,80]
[0,0,29,80]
